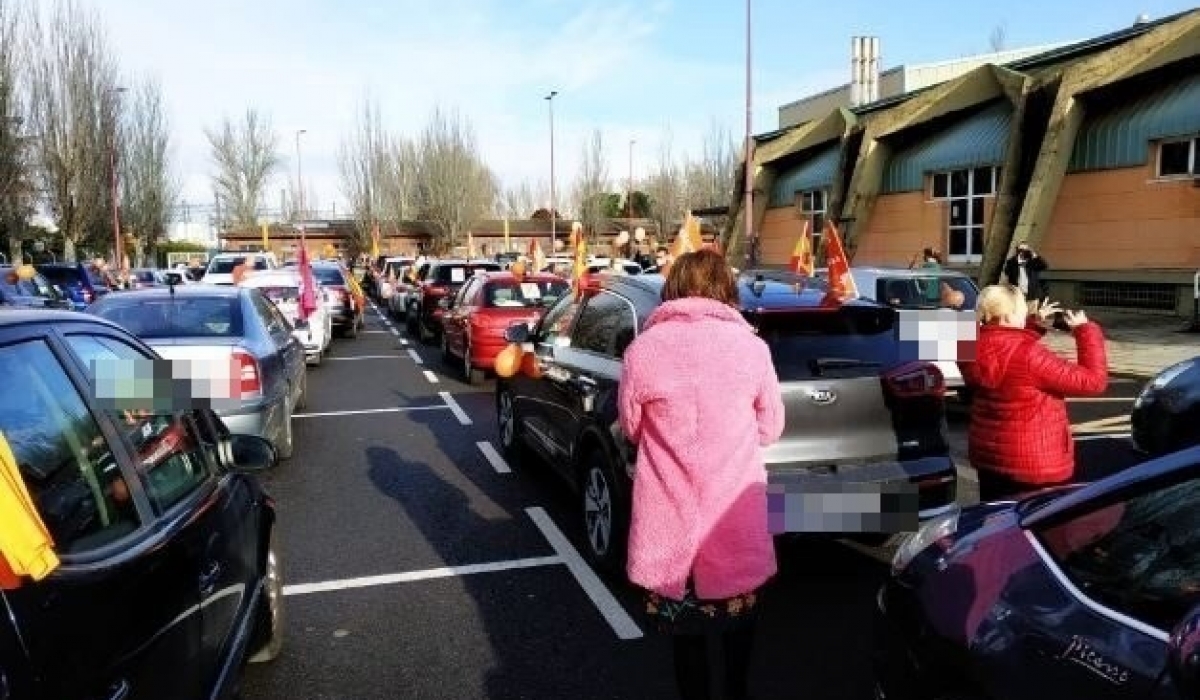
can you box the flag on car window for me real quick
[570,222,588,298]
[789,221,814,276]
[821,221,859,305]
[0,429,60,589]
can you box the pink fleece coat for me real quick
[618,297,785,601]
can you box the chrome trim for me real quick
[1023,530,1169,643]
[917,503,958,520]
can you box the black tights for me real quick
[672,622,756,700]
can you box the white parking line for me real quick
[325,355,405,362]
[399,338,409,345]
[294,406,450,419]
[525,507,643,640]
[407,348,424,364]
[439,391,473,425]
[283,556,563,596]
[1074,432,1132,442]
[423,370,440,384]
[362,330,389,334]
[477,441,512,474]
[390,329,401,336]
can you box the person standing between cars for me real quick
[618,249,785,700]
[960,284,1108,502]
[1003,241,1049,298]
[909,247,942,270]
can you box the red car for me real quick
[440,272,570,383]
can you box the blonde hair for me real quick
[976,284,1026,325]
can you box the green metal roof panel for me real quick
[1069,72,1200,172]
[768,142,840,207]
[881,100,1013,194]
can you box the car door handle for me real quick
[199,561,222,596]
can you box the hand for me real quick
[1064,309,1089,328]
[1034,298,1062,321]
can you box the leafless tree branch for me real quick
[205,108,281,229]
[572,129,609,239]
[120,76,177,266]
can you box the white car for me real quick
[204,252,280,285]
[239,270,333,365]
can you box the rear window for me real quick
[876,276,978,311]
[749,306,899,380]
[433,264,500,285]
[135,271,157,282]
[486,280,570,308]
[209,257,268,274]
[257,286,300,303]
[39,267,82,286]
[91,297,244,339]
[312,267,346,286]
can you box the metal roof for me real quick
[768,142,842,207]
[1069,71,1200,172]
[881,100,1013,193]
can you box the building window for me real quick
[930,167,998,262]
[794,189,827,251]
[1157,138,1196,178]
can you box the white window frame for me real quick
[928,167,998,264]
[793,188,828,252]
[1155,137,1197,179]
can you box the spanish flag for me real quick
[261,222,270,251]
[789,221,814,276]
[528,238,547,273]
[370,222,381,259]
[821,221,859,306]
[570,222,588,298]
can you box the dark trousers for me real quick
[672,621,756,700]
[977,470,1071,503]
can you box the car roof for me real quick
[480,271,564,283]
[0,308,124,329]
[240,271,302,285]
[94,285,245,299]
[600,271,886,313]
[818,265,974,279]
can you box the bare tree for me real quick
[0,0,32,263]
[499,180,546,219]
[643,127,685,247]
[337,97,390,250]
[120,77,177,266]
[414,107,496,251]
[205,108,281,229]
[27,0,122,263]
[989,24,1007,52]
[684,119,738,231]
[572,129,609,240]
[379,135,419,229]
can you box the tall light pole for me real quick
[109,86,128,269]
[627,139,636,219]
[545,90,557,254]
[295,129,307,250]
[743,0,756,268]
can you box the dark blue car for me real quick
[875,446,1200,699]
[35,262,111,310]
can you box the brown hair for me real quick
[661,249,738,307]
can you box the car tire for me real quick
[440,333,452,363]
[580,450,629,574]
[496,385,525,464]
[463,341,482,385]
[248,530,284,664]
[296,372,308,410]
[277,405,295,461]
[406,307,419,336]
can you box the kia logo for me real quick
[809,388,837,405]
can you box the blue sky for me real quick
[82,0,1199,216]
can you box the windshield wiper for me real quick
[809,357,881,376]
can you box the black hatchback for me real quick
[875,445,1200,700]
[0,310,284,700]
[495,273,956,571]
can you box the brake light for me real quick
[883,362,944,398]
[232,351,263,398]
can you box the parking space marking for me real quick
[525,507,643,640]
[325,355,407,362]
[440,391,473,425]
[283,555,563,597]
[423,370,440,384]
[294,406,450,419]
[1075,432,1132,442]
[362,330,390,334]
[477,441,512,474]
[399,338,409,346]
[407,348,424,364]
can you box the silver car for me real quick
[86,285,308,459]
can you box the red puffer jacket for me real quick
[959,318,1108,485]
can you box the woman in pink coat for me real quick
[618,249,785,700]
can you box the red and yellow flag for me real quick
[789,221,814,276]
[821,221,859,306]
[670,212,704,259]
[570,222,588,298]
[527,238,546,273]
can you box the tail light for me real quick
[232,350,263,399]
[883,362,945,398]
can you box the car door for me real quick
[0,330,203,700]
[252,291,304,409]
[516,291,586,467]
[443,278,475,357]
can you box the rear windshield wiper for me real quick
[809,357,881,376]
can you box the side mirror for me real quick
[222,434,278,473]
[1169,607,1200,698]
[504,321,530,344]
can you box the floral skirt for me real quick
[642,584,762,635]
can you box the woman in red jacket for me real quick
[960,284,1108,501]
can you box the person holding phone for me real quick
[1003,241,1049,298]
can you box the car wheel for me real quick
[296,372,308,410]
[463,341,482,385]
[277,404,295,461]
[440,333,452,363]
[496,385,524,463]
[580,450,628,573]
[248,530,284,664]
[406,307,418,336]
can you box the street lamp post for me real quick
[109,86,128,269]
[295,129,307,249]
[545,90,557,254]
[627,139,636,219]
[743,0,756,268]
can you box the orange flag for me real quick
[670,212,704,259]
[789,221,814,276]
[821,221,859,305]
[570,222,588,297]
[528,238,547,273]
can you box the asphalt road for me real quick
[240,301,1152,700]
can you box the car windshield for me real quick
[749,306,899,380]
[39,267,81,286]
[485,279,570,308]
[877,275,978,310]
[257,286,300,303]
[434,264,500,285]
[92,297,244,338]
[313,267,346,286]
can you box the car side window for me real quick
[0,339,139,554]
[1037,475,1200,632]
[570,291,633,358]
[538,292,584,348]
[64,334,217,514]
[250,291,288,337]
